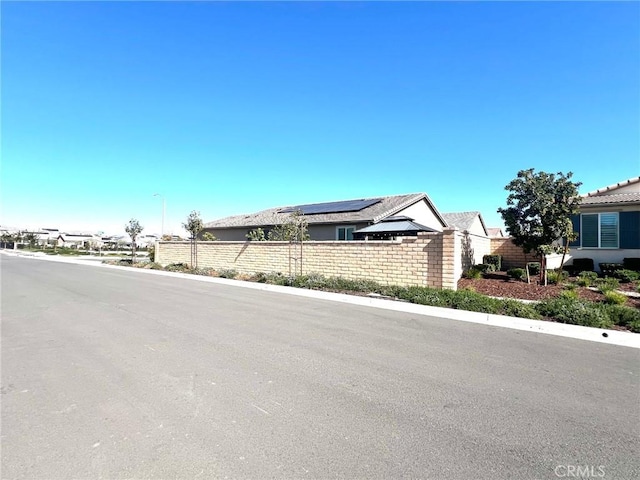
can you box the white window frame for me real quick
[336,225,356,241]
[580,212,619,249]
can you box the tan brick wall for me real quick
[489,237,534,269]
[157,231,458,289]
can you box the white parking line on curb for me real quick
[3,250,639,349]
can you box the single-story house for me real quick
[441,211,488,237]
[203,193,449,241]
[568,177,640,270]
[487,227,505,238]
[352,216,439,240]
[57,232,103,249]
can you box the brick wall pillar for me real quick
[441,227,459,291]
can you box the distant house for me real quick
[57,232,103,249]
[568,177,640,270]
[441,211,488,237]
[487,227,505,238]
[203,193,449,241]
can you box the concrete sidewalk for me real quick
[2,249,638,349]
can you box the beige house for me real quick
[203,193,449,241]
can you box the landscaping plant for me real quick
[498,169,582,283]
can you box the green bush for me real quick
[558,289,579,300]
[603,291,627,305]
[474,263,496,274]
[599,263,623,277]
[482,255,502,271]
[571,258,595,273]
[604,305,640,331]
[507,268,526,281]
[596,277,620,294]
[535,297,614,329]
[612,269,640,283]
[218,269,238,279]
[463,268,482,279]
[527,262,541,276]
[575,271,598,287]
[623,257,640,272]
[547,269,568,285]
[500,299,542,319]
[165,263,190,272]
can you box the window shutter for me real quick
[620,211,640,249]
[599,213,619,248]
[581,214,598,248]
[569,214,580,247]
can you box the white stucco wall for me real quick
[568,248,640,271]
[396,200,445,231]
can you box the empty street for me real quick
[2,255,639,479]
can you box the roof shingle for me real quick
[204,193,434,228]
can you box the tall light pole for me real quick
[153,193,165,238]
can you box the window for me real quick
[337,226,355,241]
[581,213,619,248]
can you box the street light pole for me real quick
[153,193,165,238]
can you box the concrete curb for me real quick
[3,250,639,349]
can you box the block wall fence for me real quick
[156,232,529,290]
[489,237,532,269]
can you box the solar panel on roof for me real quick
[280,198,381,215]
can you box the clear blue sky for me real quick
[2,1,638,236]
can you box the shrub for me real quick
[612,269,640,283]
[623,257,640,272]
[603,291,627,306]
[547,269,568,285]
[463,267,482,279]
[558,289,579,300]
[193,267,216,276]
[447,289,503,314]
[575,271,598,287]
[218,269,238,279]
[527,262,540,276]
[599,263,623,277]
[474,263,496,274]
[628,320,640,334]
[482,255,502,271]
[535,297,613,329]
[507,268,526,281]
[571,258,595,273]
[604,305,640,331]
[500,299,542,319]
[165,263,190,272]
[596,277,620,294]
[251,272,268,283]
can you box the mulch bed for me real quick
[458,272,640,309]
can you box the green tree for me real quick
[182,210,203,267]
[201,232,217,241]
[246,228,267,241]
[498,169,582,283]
[125,219,144,263]
[268,210,309,242]
[23,232,38,249]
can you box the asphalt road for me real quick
[1,255,639,479]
